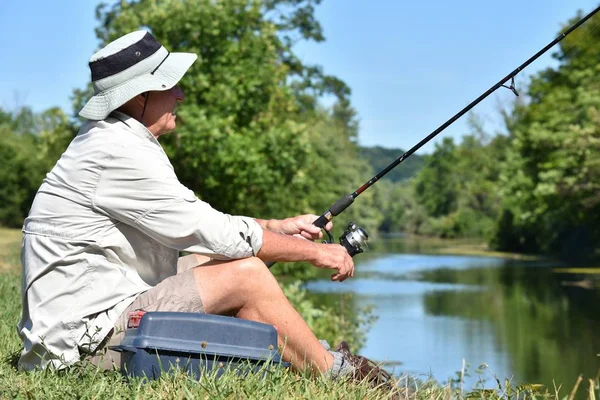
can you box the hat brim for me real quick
[78,52,197,120]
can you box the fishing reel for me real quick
[324,222,369,257]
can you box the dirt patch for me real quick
[0,228,22,272]
[0,260,12,271]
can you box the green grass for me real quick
[553,268,600,275]
[1,227,597,399]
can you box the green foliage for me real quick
[377,12,598,258]
[300,106,383,236]
[281,281,376,351]
[0,2,344,282]
[359,145,425,183]
[375,181,424,234]
[394,116,504,239]
[269,106,383,278]
[492,12,600,259]
[2,2,380,281]
[0,107,75,227]
[72,0,381,279]
[36,107,78,167]
[0,126,42,227]
[415,137,460,218]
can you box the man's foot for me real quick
[327,341,415,399]
[334,341,394,386]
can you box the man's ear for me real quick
[135,92,148,107]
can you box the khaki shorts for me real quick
[87,256,206,370]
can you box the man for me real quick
[18,30,389,384]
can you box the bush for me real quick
[281,281,376,351]
[0,127,47,227]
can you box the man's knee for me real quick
[233,258,285,307]
[191,257,278,306]
[235,257,271,280]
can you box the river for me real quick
[305,238,600,395]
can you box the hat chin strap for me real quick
[138,51,168,127]
[140,92,151,126]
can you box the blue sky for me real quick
[1,0,598,153]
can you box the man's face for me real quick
[143,85,185,138]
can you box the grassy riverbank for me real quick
[1,227,597,399]
[376,234,546,261]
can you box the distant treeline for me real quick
[1,1,598,262]
[359,146,425,183]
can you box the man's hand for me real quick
[312,243,355,282]
[277,214,333,240]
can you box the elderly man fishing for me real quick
[18,31,393,385]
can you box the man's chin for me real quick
[155,124,177,138]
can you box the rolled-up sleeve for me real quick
[92,146,263,259]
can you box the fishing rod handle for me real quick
[313,214,330,229]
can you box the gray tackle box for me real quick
[110,311,286,380]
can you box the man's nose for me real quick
[173,85,185,102]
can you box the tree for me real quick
[0,107,72,227]
[358,145,425,183]
[83,0,357,221]
[492,12,600,258]
[37,107,78,168]
[414,137,460,218]
[386,113,506,239]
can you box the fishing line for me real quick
[349,11,600,233]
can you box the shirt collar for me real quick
[108,110,163,147]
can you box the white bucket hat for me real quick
[79,30,197,120]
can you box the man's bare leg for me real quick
[191,257,334,373]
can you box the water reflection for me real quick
[305,245,600,395]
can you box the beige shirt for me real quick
[18,112,263,370]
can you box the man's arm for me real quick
[256,229,354,282]
[255,214,333,240]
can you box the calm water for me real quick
[305,239,600,393]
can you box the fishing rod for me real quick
[267,4,600,266]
